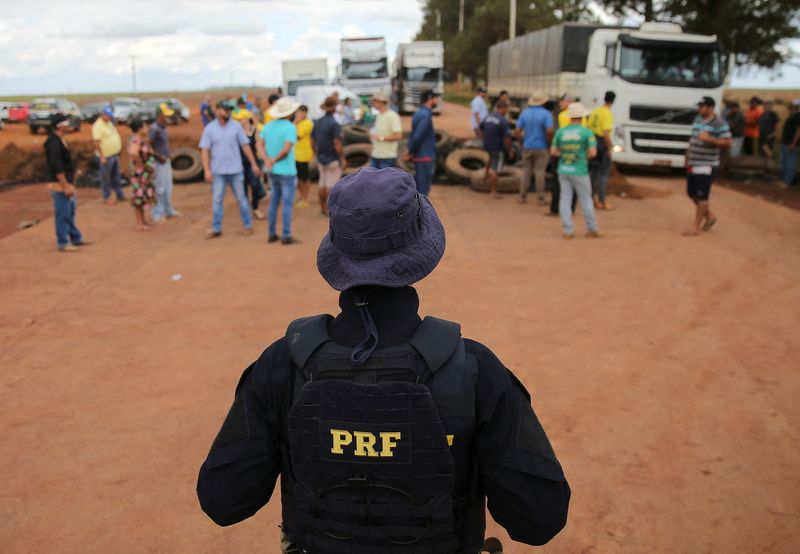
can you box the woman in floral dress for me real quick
[128,118,157,231]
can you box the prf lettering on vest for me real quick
[330,429,402,458]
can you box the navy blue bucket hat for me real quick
[317,167,446,291]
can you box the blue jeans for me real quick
[414,161,435,196]
[151,161,176,220]
[559,174,598,234]
[780,144,797,186]
[51,191,82,248]
[371,158,396,169]
[211,172,252,233]
[590,151,612,203]
[268,173,297,239]
[100,155,124,200]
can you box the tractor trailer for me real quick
[488,22,727,167]
[282,58,329,97]
[340,37,391,99]
[392,41,444,114]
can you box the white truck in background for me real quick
[282,58,329,97]
[340,37,391,100]
[488,22,727,168]
[392,41,444,114]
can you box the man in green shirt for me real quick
[550,102,601,239]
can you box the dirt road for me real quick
[1,163,799,552]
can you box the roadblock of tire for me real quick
[445,148,489,184]
[469,166,523,193]
[342,124,371,145]
[343,143,372,176]
[171,147,203,182]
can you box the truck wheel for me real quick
[171,147,203,182]
[343,143,373,176]
[469,166,523,193]
[445,148,489,184]
[342,124,371,145]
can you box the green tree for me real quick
[596,0,800,68]
[416,0,590,83]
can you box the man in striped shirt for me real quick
[684,96,732,236]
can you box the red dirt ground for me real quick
[1,102,799,553]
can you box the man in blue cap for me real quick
[197,168,571,553]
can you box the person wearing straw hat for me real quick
[550,102,601,239]
[197,167,570,554]
[515,90,553,205]
[259,96,300,244]
[149,103,180,222]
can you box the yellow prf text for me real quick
[330,429,402,458]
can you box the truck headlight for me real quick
[612,144,623,153]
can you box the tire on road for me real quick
[343,143,373,176]
[445,148,489,184]
[342,124,371,145]
[469,165,523,194]
[171,147,203,182]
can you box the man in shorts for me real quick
[684,96,732,236]
[311,96,346,216]
[480,100,512,199]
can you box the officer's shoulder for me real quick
[463,338,510,375]
[246,336,293,390]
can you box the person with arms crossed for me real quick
[92,105,124,205]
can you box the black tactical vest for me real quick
[280,315,483,554]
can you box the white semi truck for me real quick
[340,37,391,99]
[392,41,445,114]
[488,22,727,167]
[282,58,329,97]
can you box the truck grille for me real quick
[629,105,697,126]
[630,131,690,155]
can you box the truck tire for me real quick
[445,148,489,184]
[469,166,523,193]
[343,143,373,176]
[342,124,371,145]
[171,147,203,182]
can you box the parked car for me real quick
[28,98,82,134]
[131,97,190,125]
[112,97,142,125]
[8,102,30,123]
[80,101,107,123]
[0,102,11,126]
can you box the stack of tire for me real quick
[443,144,523,194]
[171,147,203,183]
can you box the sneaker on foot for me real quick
[586,230,603,238]
[281,236,299,245]
[72,239,93,246]
[268,235,280,243]
[205,229,222,239]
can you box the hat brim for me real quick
[528,98,547,106]
[269,102,300,119]
[316,193,446,291]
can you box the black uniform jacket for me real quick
[44,133,74,183]
[197,286,570,547]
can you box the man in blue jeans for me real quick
[406,89,439,195]
[260,97,300,245]
[199,100,262,239]
[149,103,181,222]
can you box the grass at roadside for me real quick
[444,83,474,108]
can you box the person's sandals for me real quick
[702,217,717,231]
[253,209,266,220]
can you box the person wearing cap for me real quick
[311,96,346,216]
[369,92,402,169]
[406,89,439,196]
[293,105,314,209]
[480,100,513,199]
[587,91,616,210]
[149,103,180,222]
[259,96,300,244]
[199,100,262,239]
[550,102,601,239]
[515,90,553,205]
[92,105,124,205]
[683,96,732,236]
[778,99,800,189]
[758,100,779,161]
[743,96,763,156]
[45,113,88,252]
[197,167,571,553]
[471,86,489,137]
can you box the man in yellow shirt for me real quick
[369,92,403,168]
[587,91,616,210]
[557,95,587,129]
[294,105,314,208]
[92,106,124,205]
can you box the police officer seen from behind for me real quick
[197,167,571,553]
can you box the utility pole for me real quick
[130,56,137,94]
[509,0,516,40]
[459,0,465,32]
[434,8,442,40]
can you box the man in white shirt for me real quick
[369,92,403,169]
[471,86,489,137]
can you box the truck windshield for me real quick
[288,79,325,96]
[402,67,441,82]
[343,60,388,80]
[619,45,722,88]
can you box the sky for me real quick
[0,0,796,97]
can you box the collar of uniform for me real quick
[329,286,422,348]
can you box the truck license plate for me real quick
[653,160,672,167]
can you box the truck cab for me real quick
[340,37,391,101]
[392,41,444,114]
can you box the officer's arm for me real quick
[469,341,571,546]
[196,341,288,526]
